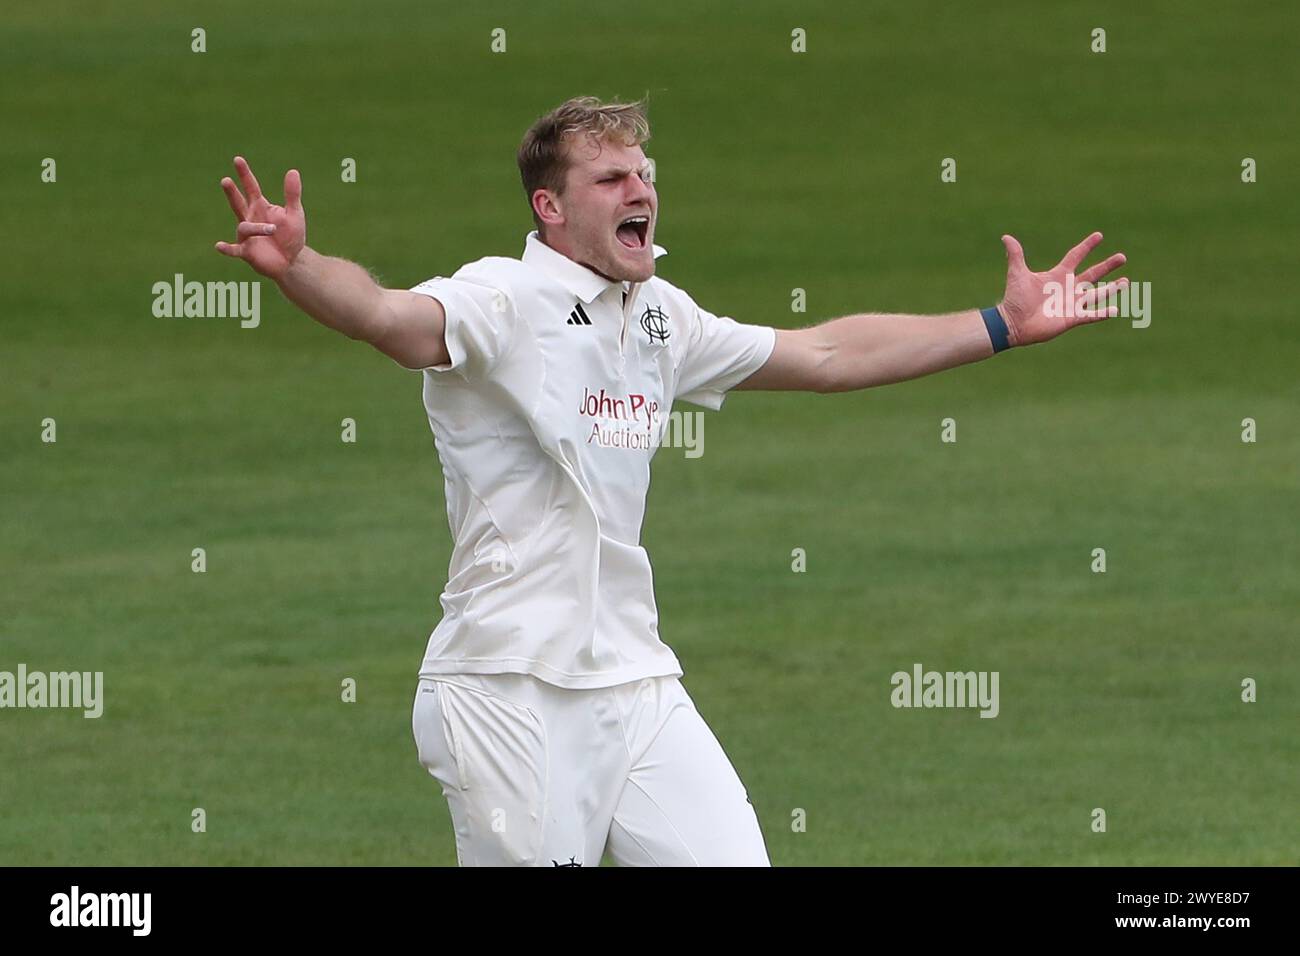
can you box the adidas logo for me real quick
[567,302,592,326]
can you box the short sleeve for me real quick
[406,271,517,378]
[673,301,777,410]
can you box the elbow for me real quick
[810,338,848,393]
[813,365,845,394]
[360,291,399,345]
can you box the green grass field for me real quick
[2,0,1297,865]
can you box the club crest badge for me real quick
[639,305,670,345]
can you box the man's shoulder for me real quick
[450,254,531,284]
[645,271,689,299]
[451,253,583,301]
[422,256,543,317]
[644,273,704,315]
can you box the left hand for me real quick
[998,231,1128,346]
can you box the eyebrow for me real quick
[593,162,650,180]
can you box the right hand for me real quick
[214,156,306,280]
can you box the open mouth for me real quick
[615,215,650,250]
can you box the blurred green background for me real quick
[2,0,1297,865]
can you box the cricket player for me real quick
[213,96,1127,866]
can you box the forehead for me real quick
[563,134,647,175]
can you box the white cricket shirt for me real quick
[407,232,776,689]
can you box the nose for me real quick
[624,171,654,209]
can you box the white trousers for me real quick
[411,673,769,866]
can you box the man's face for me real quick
[539,136,658,283]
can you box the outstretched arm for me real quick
[214,156,450,369]
[738,232,1128,393]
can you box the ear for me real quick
[532,188,564,231]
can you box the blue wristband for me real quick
[980,305,1012,353]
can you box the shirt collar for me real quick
[522,231,667,304]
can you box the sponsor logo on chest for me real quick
[577,386,663,451]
